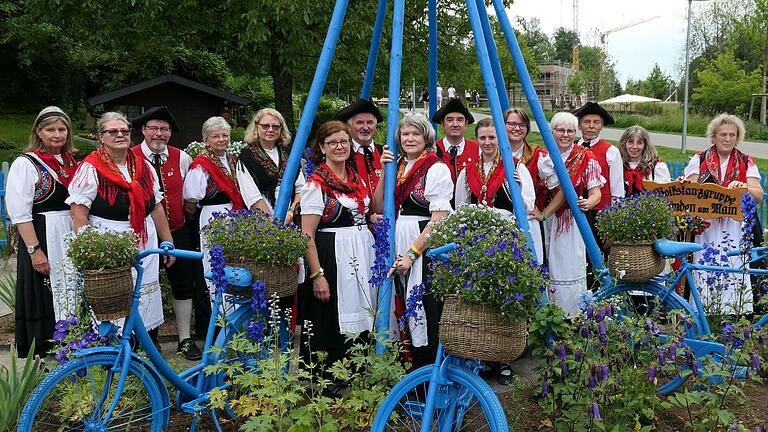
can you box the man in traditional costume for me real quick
[334,98,385,199]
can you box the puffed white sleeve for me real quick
[179,151,193,177]
[300,180,325,216]
[7,156,39,224]
[182,166,210,202]
[606,146,625,198]
[747,156,761,179]
[537,153,559,189]
[654,161,671,183]
[454,168,471,208]
[294,170,306,190]
[424,163,454,212]
[584,159,607,190]
[683,154,700,179]
[145,160,164,204]
[236,161,265,209]
[65,162,99,208]
[517,163,536,213]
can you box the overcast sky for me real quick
[500,0,694,85]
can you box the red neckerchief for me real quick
[83,147,153,244]
[189,155,245,210]
[394,152,441,209]
[309,163,367,216]
[700,146,748,185]
[623,165,646,195]
[466,154,506,207]
[555,145,590,219]
[33,150,78,187]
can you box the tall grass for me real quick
[0,342,45,432]
[0,273,15,310]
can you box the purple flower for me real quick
[658,351,666,365]
[506,274,517,282]
[587,375,596,390]
[669,342,678,358]
[752,353,760,370]
[66,315,78,326]
[599,364,609,382]
[560,360,568,378]
[542,378,551,397]
[52,330,67,342]
[554,344,567,361]
[514,293,524,301]
[250,280,268,311]
[84,332,99,343]
[574,349,582,362]
[54,320,70,333]
[591,401,601,419]
[648,365,656,383]
[247,319,266,343]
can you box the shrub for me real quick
[596,192,676,243]
[66,226,138,271]
[0,342,45,432]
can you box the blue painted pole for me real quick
[428,0,438,129]
[274,0,350,222]
[465,0,534,255]
[375,0,405,354]
[475,0,509,112]
[360,0,388,99]
[491,0,607,280]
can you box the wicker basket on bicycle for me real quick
[228,259,297,298]
[439,295,528,363]
[82,266,134,320]
[607,242,665,282]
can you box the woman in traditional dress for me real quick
[68,111,174,343]
[237,108,304,223]
[683,114,763,315]
[373,114,453,369]
[182,116,245,295]
[618,125,671,195]
[538,112,604,317]
[8,107,78,357]
[504,107,549,263]
[300,121,375,382]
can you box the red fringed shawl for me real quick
[189,155,245,211]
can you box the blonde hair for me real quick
[25,106,75,153]
[706,113,746,145]
[618,125,658,172]
[243,108,292,148]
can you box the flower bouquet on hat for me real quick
[427,204,550,362]
[596,192,676,282]
[202,208,308,297]
[67,225,139,320]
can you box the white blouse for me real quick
[400,159,454,212]
[538,147,606,191]
[301,180,370,226]
[683,153,760,181]
[7,153,65,224]
[236,156,306,211]
[182,155,234,202]
[65,160,163,208]
[628,161,672,183]
[454,161,535,213]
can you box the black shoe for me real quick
[497,364,515,385]
[178,338,202,361]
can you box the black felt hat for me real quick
[334,98,384,123]
[131,106,181,132]
[431,98,475,124]
[572,101,615,126]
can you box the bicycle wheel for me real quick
[597,279,707,339]
[18,352,166,432]
[371,364,509,432]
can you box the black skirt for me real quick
[15,213,56,358]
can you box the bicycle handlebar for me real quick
[426,242,459,260]
[724,246,768,258]
[136,241,204,261]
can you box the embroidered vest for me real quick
[21,154,69,213]
[238,147,281,207]
[435,138,479,184]
[132,146,185,231]
[587,139,612,210]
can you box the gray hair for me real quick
[96,111,130,132]
[550,112,578,130]
[395,113,436,152]
[201,116,232,140]
[706,113,746,145]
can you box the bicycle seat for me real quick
[654,239,703,257]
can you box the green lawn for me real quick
[0,113,36,163]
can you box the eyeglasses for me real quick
[553,128,577,136]
[145,125,171,134]
[505,122,527,130]
[258,123,282,131]
[101,129,132,137]
[323,139,350,148]
[207,133,230,141]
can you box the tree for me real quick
[552,27,579,64]
[638,64,673,100]
[567,45,620,101]
[692,49,761,114]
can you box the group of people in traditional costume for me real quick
[10,99,762,391]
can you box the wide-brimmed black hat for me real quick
[131,106,181,132]
[431,98,475,124]
[334,98,384,123]
[572,101,614,126]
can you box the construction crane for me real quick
[572,0,579,71]
[598,16,660,53]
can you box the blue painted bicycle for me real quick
[18,242,260,432]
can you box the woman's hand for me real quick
[388,254,414,277]
[576,197,591,211]
[380,145,395,165]
[530,208,543,222]
[727,180,748,189]
[312,276,330,302]
[31,250,51,275]
[513,171,522,185]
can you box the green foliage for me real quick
[552,27,579,64]
[693,49,762,115]
[637,64,674,101]
[67,225,138,271]
[0,273,15,310]
[226,75,275,111]
[202,209,308,266]
[0,342,45,432]
[427,205,549,318]
[596,193,676,243]
[528,302,567,356]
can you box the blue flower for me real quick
[514,292,524,301]
[209,245,228,295]
[507,274,517,282]
[399,283,425,330]
[250,280,268,311]
[247,319,266,343]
